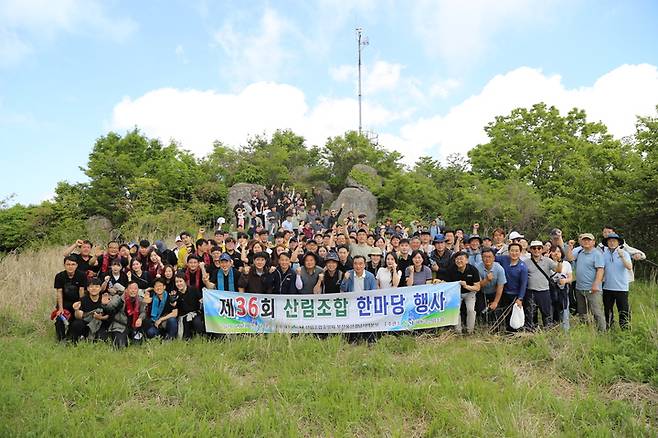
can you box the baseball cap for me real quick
[529,240,544,248]
[579,233,595,241]
[219,253,232,262]
[508,231,524,240]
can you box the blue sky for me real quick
[1,0,658,205]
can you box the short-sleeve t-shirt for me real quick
[572,247,605,290]
[446,264,481,294]
[602,248,631,292]
[376,267,402,289]
[550,261,572,290]
[69,253,94,274]
[405,265,433,286]
[54,270,87,309]
[476,262,507,296]
[526,256,558,291]
[79,295,103,316]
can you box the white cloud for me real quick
[0,0,136,66]
[214,8,296,83]
[111,82,400,155]
[412,0,556,65]
[379,64,658,165]
[330,60,403,93]
[175,44,189,64]
[429,79,461,98]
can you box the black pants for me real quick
[476,293,497,325]
[603,289,630,329]
[181,313,206,340]
[110,327,144,348]
[523,289,553,330]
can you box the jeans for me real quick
[576,289,606,331]
[455,292,476,334]
[144,318,178,339]
[602,289,630,329]
[523,289,553,330]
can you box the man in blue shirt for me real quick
[566,233,606,331]
[476,248,506,324]
[495,243,527,331]
[601,233,633,329]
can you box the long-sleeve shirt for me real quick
[495,255,528,300]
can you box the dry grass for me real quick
[0,246,65,327]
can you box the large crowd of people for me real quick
[52,185,647,347]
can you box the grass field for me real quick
[1,247,657,437]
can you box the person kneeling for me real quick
[70,278,111,342]
[102,281,146,348]
[143,278,178,340]
[174,273,205,339]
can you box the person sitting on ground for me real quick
[53,255,87,341]
[143,278,178,340]
[102,281,146,348]
[340,255,377,292]
[70,278,110,342]
[173,273,204,339]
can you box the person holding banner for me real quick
[295,252,324,294]
[376,253,401,289]
[340,256,377,292]
[270,251,297,294]
[322,252,344,293]
[173,273,205,339]
[238,252,271,293]
[446,252,481,334]
[406,250,434,286]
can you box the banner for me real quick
[203,282,461,334]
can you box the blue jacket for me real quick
[495,255,529,300]
[340,269,377,292]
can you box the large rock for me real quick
[346,164,382,191]
[228,183,265,223]
[331,187,378,222]
[85,215,114,242]
[316,189,334,211]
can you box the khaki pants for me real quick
[576,289,606,331]
[455,292,477,334]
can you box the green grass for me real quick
[1,283,657,437]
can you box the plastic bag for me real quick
[510,303,525,329]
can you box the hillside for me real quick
[0,247,656,436]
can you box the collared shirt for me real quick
[526,256,558,291]
[495,255,529,299]
[572,247,605,290]
[602,247,631,292]
[476,261,507,296]
[353,271,366,292]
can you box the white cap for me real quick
[508,231,524,240]
[529,240,544,248]
[175,235,182,242]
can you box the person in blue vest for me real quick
[340,256,377,292]
[601,233,633,329]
